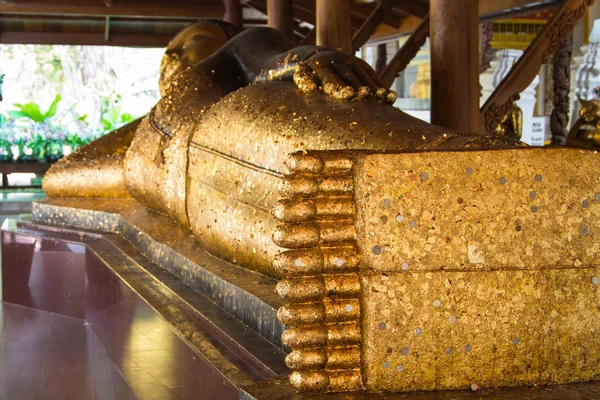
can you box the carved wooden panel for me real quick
[480,0,594,135]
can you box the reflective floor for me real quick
[0,302,137,400]
[0,189,45,228]
[1,223,241,400]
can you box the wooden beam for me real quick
[370,0,562,44]
[295,0,366,30]
[298,27,316,46]
[430,0,479,132]
[480,0,593,134]
[380,14,429,88]
[369,15,422,41]
[250,0,392,32]
[351,1,386,52]
[0,14,195,38]
[0,13,200,22]
[351,1,407,28]
[0,31,172,47]
[268,0,294,40]
[387,0,429,19]
[479,0,562,21]
[223,0,244,28]
[0,0,225,18]
[316,0,351,52]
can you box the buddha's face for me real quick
[159,21,229,95]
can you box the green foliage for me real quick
[0,93,97,163]
[0,89,137,163]
[0,137,13,162]
[65,133,89,149]
[0,73,4,102]
[8,94,62,123]
[101,106,134,132]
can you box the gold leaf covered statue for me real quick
[44,20,513,276]
[498,103,523,140]
[567,97,600,148]
[43,21,600,395]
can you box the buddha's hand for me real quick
[294,49,397,104]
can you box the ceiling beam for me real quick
[293,0,366,29]
[387,0,429,19]
[380,14,429,88]
[369,15,422,40]
[370,0,560,43]
[0,0,225,18]
[479,0,562,21]
[0,31,173,47]
[351,1,405,28]
[351,1,386,52]
[298,27,316,46]
[353,0,560,22]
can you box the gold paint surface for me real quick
[182,82,521,278]
[277,147,600,394]
[43,119,139,199]
[361,268,600,391]
[355,148,600,272]
[124,66,225,229]
[274,152,363,393]
[353,147,600,392]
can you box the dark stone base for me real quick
[240,375,600,400]
[31,198,285,349]
[3,216,287,399]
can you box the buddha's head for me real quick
[159,20,242,95]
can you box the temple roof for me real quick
[0,0,560,47]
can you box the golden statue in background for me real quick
[567,97,600,148]
[498,103,523,140]
[42,21,600,395]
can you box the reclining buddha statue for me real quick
[42,20,600,394]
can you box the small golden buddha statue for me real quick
[498,103,523,140]
[567,97,600,148]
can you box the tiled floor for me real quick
[1,208,242,400]
[0,190,138,399]
[0,302,137,400]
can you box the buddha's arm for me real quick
[216,27,396,103]
[43,119,142,198]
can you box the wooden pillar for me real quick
[550,34,573,146]
[316,0,351,53]
[479,22,494,74]
[430,0,479,132]
[222,0,243,29]
[268,0,294,41]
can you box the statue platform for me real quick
[4,154,600,398]
[3,199,286,400]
